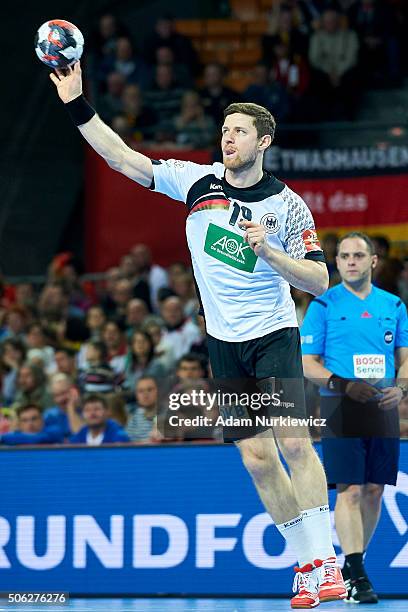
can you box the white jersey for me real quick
[152,159,324,342]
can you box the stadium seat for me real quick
[230,48,262,67]
[205,19,243,38]
[244,19,269,36]
[174,19,204,38]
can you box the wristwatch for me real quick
[396,383,408,398]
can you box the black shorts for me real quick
[207,327,307,441]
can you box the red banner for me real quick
[85,149,408,272]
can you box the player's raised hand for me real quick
[49,61,83,104]
[239,220,268,258]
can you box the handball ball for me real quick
[35,19,84,68]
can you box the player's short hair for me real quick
[223,102,276,141]
[337,232,375,255]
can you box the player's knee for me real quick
[363,483,384,505]
[279,438,310,467]
[239,442,277,482]
[340,484,362,506]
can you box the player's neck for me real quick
[342,279,372,299]
[224,163,264,189]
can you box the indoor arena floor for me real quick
[1,598,406,611]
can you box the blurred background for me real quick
[0,0,408,599]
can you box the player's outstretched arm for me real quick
[49,62,153,187]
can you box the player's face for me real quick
[336,238,377,285]
[221,113,260,171]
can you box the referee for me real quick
[50,62,346,608]
[301,232,408,603]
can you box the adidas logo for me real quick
[210,183,222,190]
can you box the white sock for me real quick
[301,505,336,561]
[276,514,315,567]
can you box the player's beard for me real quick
[223,149,257,171]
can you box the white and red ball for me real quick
[35,19,84,68]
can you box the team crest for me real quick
[260,213,280,234]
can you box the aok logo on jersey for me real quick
[204,224,257,272]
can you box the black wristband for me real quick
[327,374,349,394]
[65,94,96,126]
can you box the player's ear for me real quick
[259,134,271,151]
[371,254,378,269]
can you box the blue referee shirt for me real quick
[301,284,408,396]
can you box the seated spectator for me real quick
[102,320,127,373]
[154,45,193,88]
[99,267,123,316]
[54,347,78,380]
[0,305,29,341]
[143,15,199,77]
[43,373,82,439]
[14,283,36,311]
[106,392,128,427]
[120,85,157,143]
[174,92,216,149]
[143,320,176,372]
[175,353,206,381]
[118,254,152,310]
[190,316,209,368]
[38,282,83,322]
[130,244,169,313]
[85,305,107,341]
[126,376,158,441]
[25,322,56,374]
[98,36,150,89]
[123,330,166,394]
[13,363,53,410]
[160,296,201,360]
[69,394,130,445]
[89,13,130,60]
[262,5,309,65]
[243,64,291,122]
[309,9,359,119]
[170,271,199,318]
[0,404,64,445]
[111,278,133,323]
[47,253,92,315]
[78,340,119,394]
[125,298,149,338]
[271,42,310,111]
[98,71,126,123]
[144,65,186,141]
[199,63,240,125]
[348,0,401,86]
[0,338,26,405]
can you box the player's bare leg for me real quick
[236,430,300,523]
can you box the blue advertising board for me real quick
[0,443,407,595]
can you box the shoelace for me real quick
[292,564,314,593]
[314,559,337,584]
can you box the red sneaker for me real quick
[291,563,320,609]
[315,557,347,602]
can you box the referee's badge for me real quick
[260,213,280,234]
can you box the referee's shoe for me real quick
[342,564,379,604]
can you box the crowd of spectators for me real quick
[85,2,407,148]
[0,234,407,446]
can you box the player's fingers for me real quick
[55,68,65,79]
[49,73,59,85]
[74,61,81,73]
